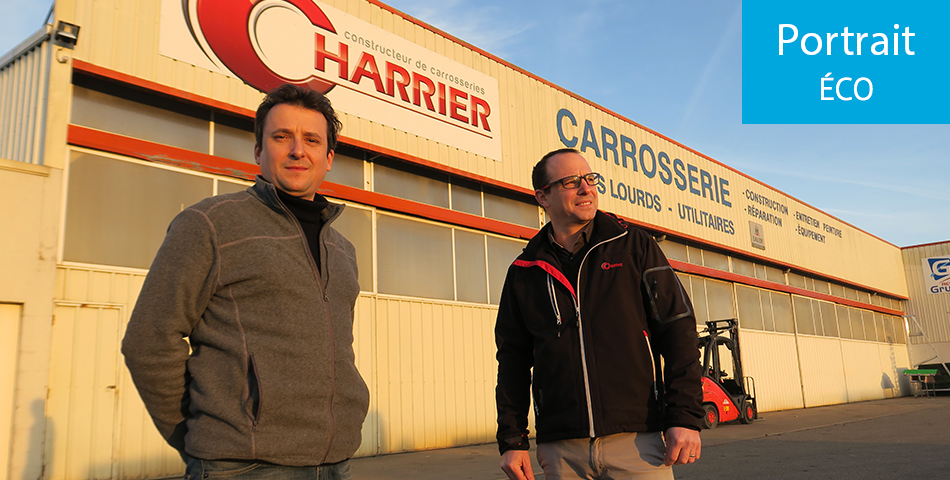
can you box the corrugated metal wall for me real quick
[48,260,910,477]
[0,32,50,165]
[876,342,907,398]
[796,336,849,407]
[51,266,500,477]
[51,261,911,476]
[53,266,184,479]
[0,303,21,479]
[352,295,378,458]
[840,341,907,401]
[739,331,804,412]
[740,331,908,411]
[19,2,916,478]
[47,304,122,480]
[902,243,950,344]
[58,0,907,296]
[374,297,497,453]
[66,0,526,185]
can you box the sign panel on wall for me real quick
[159,0,502,161]
[549,105,905,297]
[923,256,950,294]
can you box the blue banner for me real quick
[742,1,950,124]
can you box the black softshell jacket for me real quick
[495,211,703,453]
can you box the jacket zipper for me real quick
[315,211,341,464]
[275,190,343,463]
[546,275,562,336]
[574,230,627,438]
[643,330,659,400]
[320,291,336,463]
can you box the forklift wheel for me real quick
[739,400,755,424]
[702,404,719,429]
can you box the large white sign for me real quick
[159,0,502,161]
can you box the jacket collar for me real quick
[521,210,627,263]
[249,175,345,224]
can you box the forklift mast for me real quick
[699,318,757,428]
[701,319,746,396]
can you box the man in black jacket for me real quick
[496,148,703,480]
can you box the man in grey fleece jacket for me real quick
[122,84,368,479]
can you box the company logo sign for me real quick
[923,256,950,294]
[182,0,337,94]
[749,220,765,250]
[160,0,501,160]
[601,262,623,270]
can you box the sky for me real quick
[2,0,947,247]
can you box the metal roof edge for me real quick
[0,24,52,69]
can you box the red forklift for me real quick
[698,319,757,429]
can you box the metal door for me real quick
[46,304,122,480]
[1,303,22,480]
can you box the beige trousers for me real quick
[536,432,674,480]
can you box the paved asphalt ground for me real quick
[350,395,950,479]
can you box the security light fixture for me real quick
[53,21,80,49]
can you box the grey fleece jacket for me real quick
[122,176,369,466]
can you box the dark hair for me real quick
[254,84,343,152]
[532,148,581,190]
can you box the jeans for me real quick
[185,458,353,480]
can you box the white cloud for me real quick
[677,4,741,137]
[385,0,534,57]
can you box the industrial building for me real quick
[1,0,945,479]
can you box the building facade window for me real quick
[71,85,211,154]
[454,230,489,304]
[332,205,374,289]
[65,77,904,327]
[376,214,454,299]
[327,152,366,189]
[487,236,527,304]
[212,115,256,164]
[63,151,214,269]
[374,163,450,209]
[483,188,540,228]
[451,182,483,216]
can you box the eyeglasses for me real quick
[540,172,603,190]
